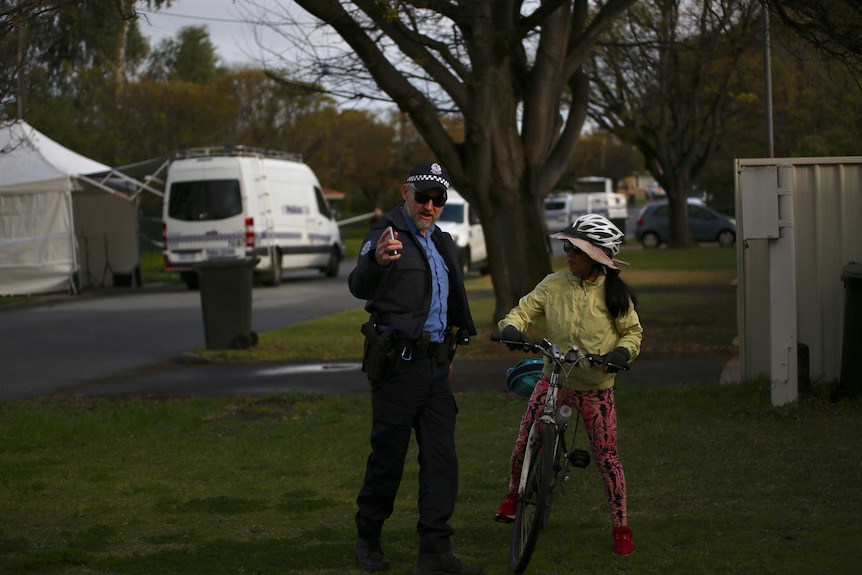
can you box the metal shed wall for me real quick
[735,157,862,384]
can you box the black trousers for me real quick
[355,355,458,554]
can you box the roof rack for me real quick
[173,146,302,162]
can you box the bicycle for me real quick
[490,332,629,573]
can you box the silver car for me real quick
[634,199,736,249]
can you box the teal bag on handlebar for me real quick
[506,358,545,398]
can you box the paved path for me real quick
[40,354,738,399]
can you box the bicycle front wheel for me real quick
[510,421,556,573]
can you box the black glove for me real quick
[601,347,630,373]
[501,325,525,350]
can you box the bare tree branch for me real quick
[588,0,758,247]
[254,0,636,316]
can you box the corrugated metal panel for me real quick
[736,157,862,384]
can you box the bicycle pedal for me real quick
[569,449,591,468]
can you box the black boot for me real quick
[354,538,390,572]
[412,552,483,575]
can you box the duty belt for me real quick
[395,332,451,363]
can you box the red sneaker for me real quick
[494,492,517,523]
[613,526,635,555]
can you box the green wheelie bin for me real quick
[194,257,260,350]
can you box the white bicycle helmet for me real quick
[549,213,628,270]
[566,214,624,255]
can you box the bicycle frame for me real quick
[517,343,569,497]
[491,332,627,573]
[510,341,581,573]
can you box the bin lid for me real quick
[841,261,862,282]
[193,257,260,270]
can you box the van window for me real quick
[545,199,567,210]
[314,186,332,219]
[168,180,242,221]
[574,180,607,194]
[439,203,465,223]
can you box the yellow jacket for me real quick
[498,269,643,390]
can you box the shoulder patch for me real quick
[360,240,373,257]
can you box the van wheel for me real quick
[264,250,282,287]
[458,248,471,277]
[323,246,341,277]
[181,272,199,290]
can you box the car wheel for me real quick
[717,230,736,247]
[641,232,661,249]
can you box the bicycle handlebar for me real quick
[490,332,630,372]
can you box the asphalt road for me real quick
[2,213,735,401]
[0,261,364,400]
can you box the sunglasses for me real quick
[413,190,446,207]
[563,243,585,255]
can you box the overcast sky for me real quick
[137,0,303,68]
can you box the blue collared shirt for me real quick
[401,208,449,343]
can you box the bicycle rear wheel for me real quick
[510,421,556,573]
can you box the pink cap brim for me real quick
[549,233,629,270]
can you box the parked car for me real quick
[644,182,666,200]
[688,187,710,203]
[544,178,628,235]
[634,199,736,249]
[436,188,488,275]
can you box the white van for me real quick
[162,147,344,289]
[544,177,628,234]
[436,188,488,275]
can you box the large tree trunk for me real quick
[287,0,634,324]
[666,191,695,248]
[664,175,695,248]
[477,178,553,321]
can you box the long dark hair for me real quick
[604,267,637,319]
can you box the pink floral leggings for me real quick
[508,376,627,527]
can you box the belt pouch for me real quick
[361,321,393,380]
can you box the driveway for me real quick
[0,262,362,400]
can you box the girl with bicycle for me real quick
[493,214,643,555]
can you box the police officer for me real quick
[348,161,481,575]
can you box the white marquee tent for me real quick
[0,120,163,295]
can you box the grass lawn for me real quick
[3,245,857,574]
[1,384,859,574]
[199,245,739,364]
